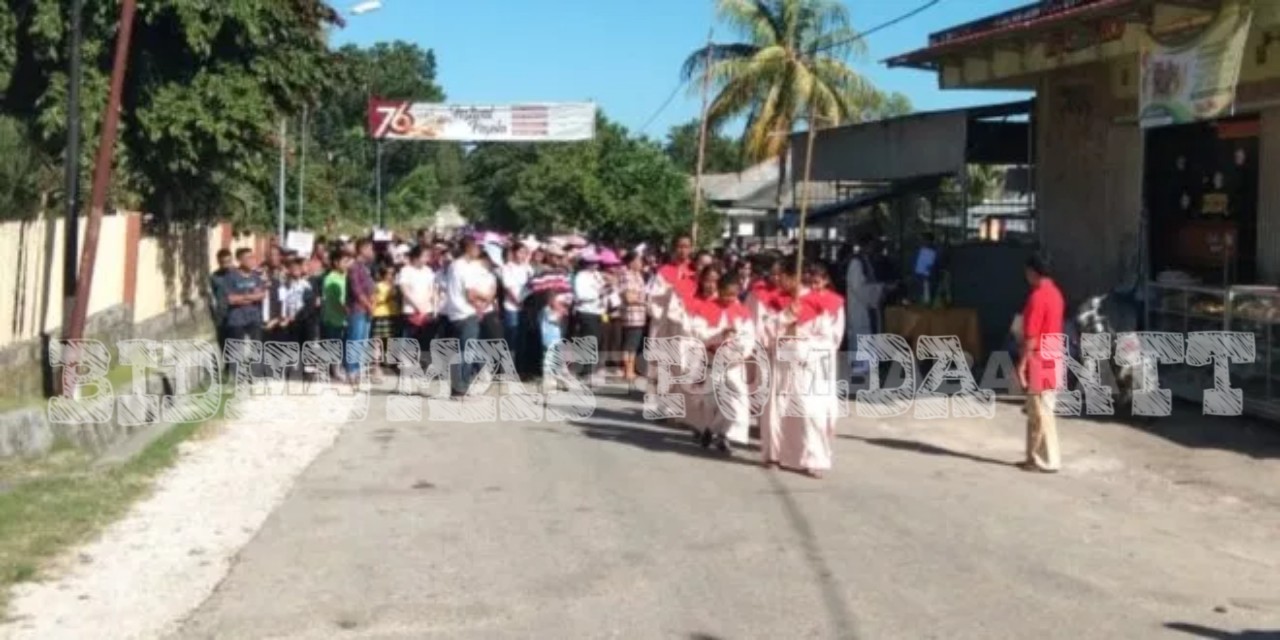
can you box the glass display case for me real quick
[1145,282,1280,419]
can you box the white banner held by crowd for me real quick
[367,100,597,142]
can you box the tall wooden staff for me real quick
[691,29,714,245]
[793,104,820,280]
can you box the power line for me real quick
[637,0,943,134]
[638,81,683,135]
[815,0,944,54]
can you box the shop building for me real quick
[888,0,1280,416]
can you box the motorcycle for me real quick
[1009,286,1144,412]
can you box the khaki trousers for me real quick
[1024,392,1061,471]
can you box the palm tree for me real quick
[681,0,875,217]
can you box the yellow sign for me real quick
[1202,193,1229,215]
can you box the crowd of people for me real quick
[208,228,849,478]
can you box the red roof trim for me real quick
[885,0,1137,67]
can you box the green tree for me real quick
[468,114,701,244]
[680,0,874,162]
[2,0,343,223]
[681,0,888,219]
[305,41,466,228]
[664,118,745,174]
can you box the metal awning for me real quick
[885,0,1140,69]
[790,100,1033,184]
[804,176,943,224]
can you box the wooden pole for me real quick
[691,29,714,246]
[794,105,819,280]
[63,0,137,370]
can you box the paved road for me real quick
[177,387,1280,639]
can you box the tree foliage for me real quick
[468,115,702,244]
[302,41,464,230]
[1,0,343,222]
[681,0,874,162]
[664,118,746,174]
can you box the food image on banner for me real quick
[367,101,597,142]
[1139,1,1253,128]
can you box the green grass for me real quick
[0,392,227,618]
[0,364,148,413]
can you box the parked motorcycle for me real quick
[1008,287,1144,413]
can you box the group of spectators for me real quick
[208,228,775,394]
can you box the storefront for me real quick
[1144,113,1278,418]
[888,0,1280,418]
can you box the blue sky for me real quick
[330,0,1031,139]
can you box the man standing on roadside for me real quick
[845,235,883,378]
[1017,254,1065,474]
[442,237,487,397]
[223,248,267,380]
[210,249,235,374]
[345,239,376,380]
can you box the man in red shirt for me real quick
[1018,254,1065,473]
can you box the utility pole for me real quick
[63,0,137,375]
[794,105,820,280]
[277,117,287,242]
[691,28,714,246]
[297,105,308,232]
[61,0,83,337]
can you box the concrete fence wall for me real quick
[0,214,265,398]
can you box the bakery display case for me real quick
[1225,286,1280,419]
[1145,282,1280,419]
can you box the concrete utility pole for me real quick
[63,0,137,389]
[62,0,83,338]
[297,106,308,232]
[277,117,287,242]
[691,28,714,246]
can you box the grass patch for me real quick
[0,364,150,413]
[0,392,227,618]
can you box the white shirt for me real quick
[573,269,605,316]
[500,262,533,312]
[397,264,437,316]
[442,258,487,322]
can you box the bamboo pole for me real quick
[794,105,819,280]
[691,29,714,246]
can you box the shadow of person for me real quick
[1165,622,1280,639]
[840,435,1014,468]
[567,407,763,470]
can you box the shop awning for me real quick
[781,176,943,228]
[885,0,1140,70]
[790,100,1033,184]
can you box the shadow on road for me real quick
[566,407,763,470]
[1165,622,1280,639]
[764,470,859,639]
[840,435,1014,468]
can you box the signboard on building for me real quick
[367,101,597,142]
[1139,2,1253,128]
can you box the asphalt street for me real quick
[175,386,1280,639]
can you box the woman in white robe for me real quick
[701,274,757,452]
[681,265,725,444]
[761,265,845,478]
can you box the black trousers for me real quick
[225,323,264,379]
[574,312,603,378]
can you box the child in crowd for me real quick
[541,291,571,384]
[371,264,399,383]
